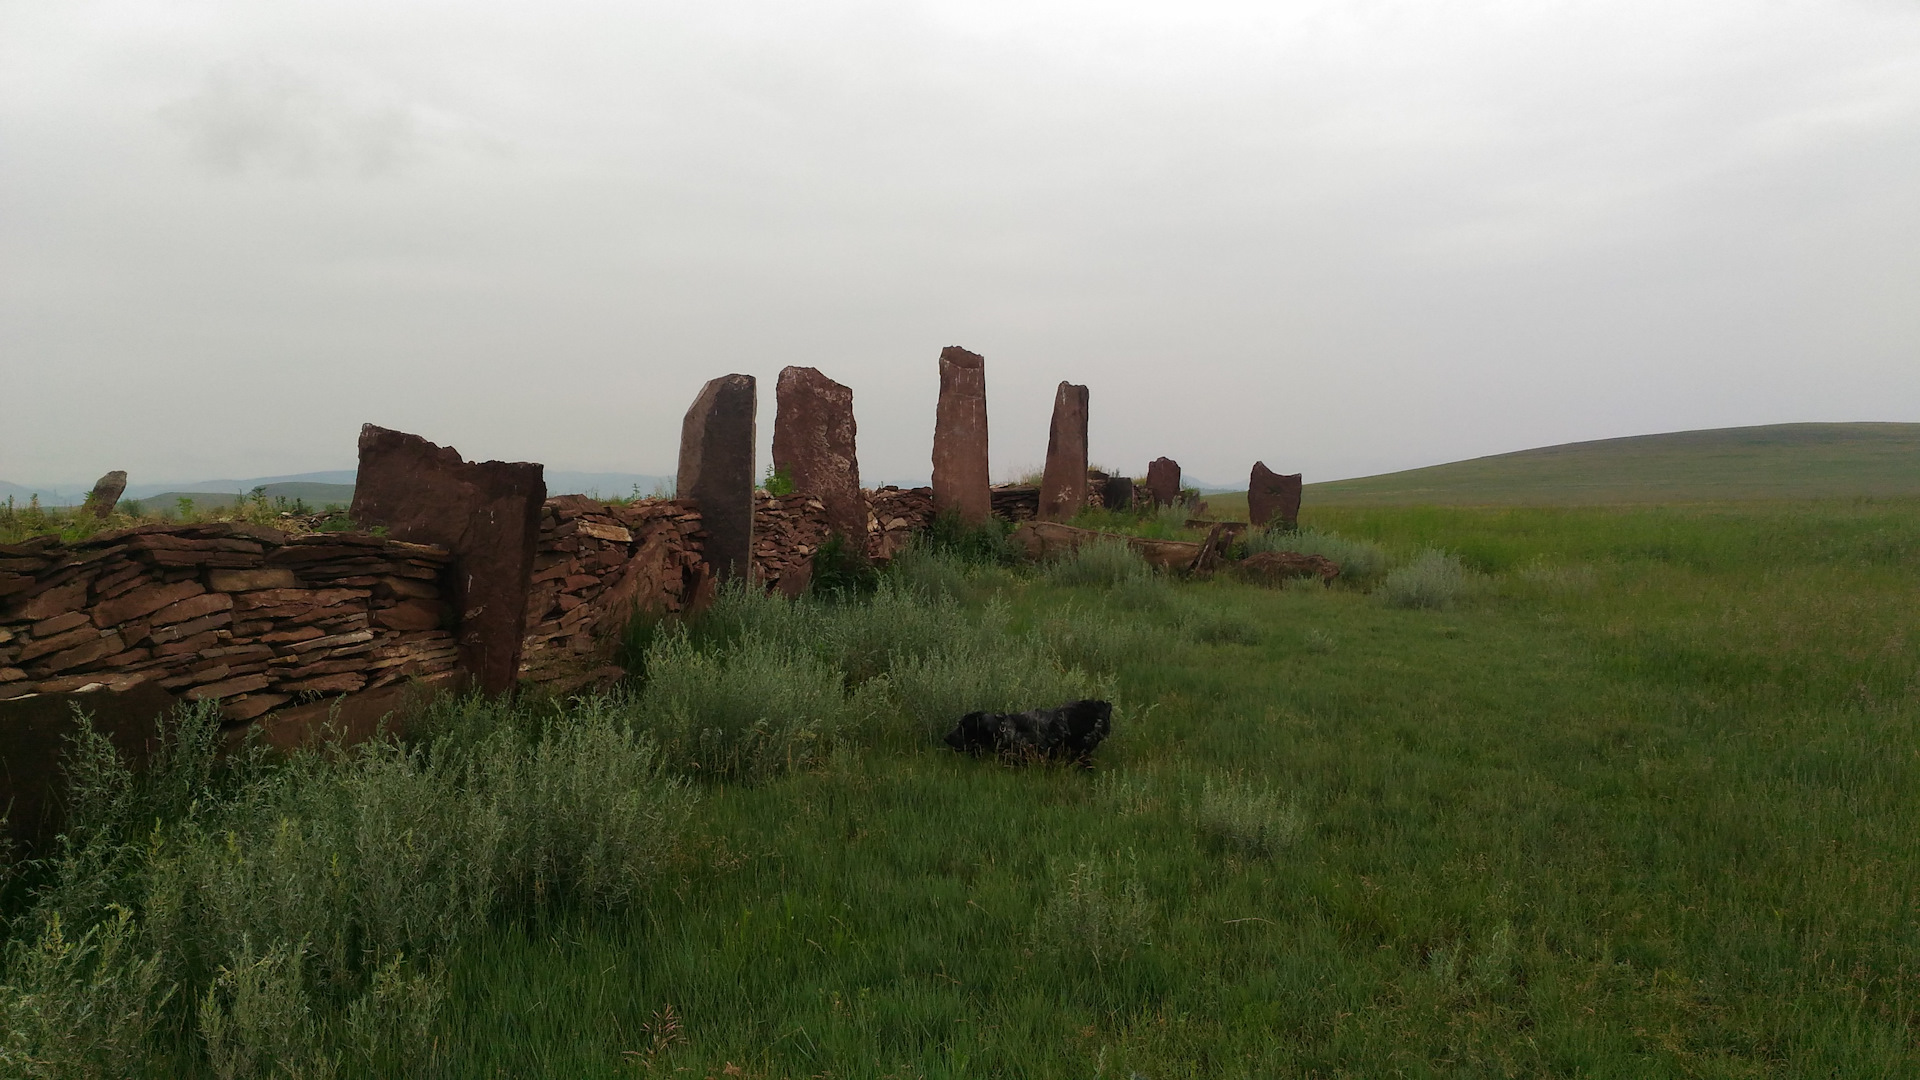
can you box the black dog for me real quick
[943,699,1113,765]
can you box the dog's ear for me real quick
[948,712,990,751]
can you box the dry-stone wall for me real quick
[867,486,936,562]
[755,492,831,596]
[519,496,708,689]
[0,524,457,720]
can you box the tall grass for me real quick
[1,697,696,1076]
[1377,548,1474,609]
[1038,537,1152,587]
[1243,526,1390,583]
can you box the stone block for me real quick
[1248,461,1303,530]
[84,471,127,519]
[350,425,546,695]
[1039,382,1090,521]
[1145,457,1181,508]
[677,374,757,583]
[773,366,865,549]
[932,346,991,524]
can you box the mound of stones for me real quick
[867,486,936,562]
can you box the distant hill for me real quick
[1268,423,1920,509]
[135,483,358,511]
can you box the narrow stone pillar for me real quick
[84,471,127,519]
[1039,382,1090,521]
[350,425,545,695]
[931,346,991,524]
[1145,457,1181,509]
[1248,461,1304,530]
[678,374,757,583]
[772,366,864,551]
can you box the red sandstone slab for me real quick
[91,581,205,628]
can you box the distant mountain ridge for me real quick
[3,469,677,507]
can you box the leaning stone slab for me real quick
[1039,382,1090,521]
[932,346,991,525]
[773,366,865,550]
[84,471,127,519]
[1145,457,1181,508]
[1248,462,1303,530]
[349,425,545,695]
[678,374,757,583]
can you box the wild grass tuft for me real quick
[1245,526,1390,583]
[1378,548,1474,609]
[1039,537,1151,588]
[1031,854,1153,972]
[1188,777,1305,858]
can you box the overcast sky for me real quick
[5,0,1918,488]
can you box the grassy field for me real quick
[1205,424,1920,516]
[6,499,1919,1076]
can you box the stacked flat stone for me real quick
[989,485,1040,522]
[753,492,830,597]
[0,524,456,720]
[519,495,707,685]
[866,486,936,562]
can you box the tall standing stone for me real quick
[1039,382,1090,521]
[931,346,991,524]
[1145,457,1182,509]
[772,367,864,551]
[679,374,757,583]
[1248,461,1304,530]
[83,471,127,519]
[350,425,545,695]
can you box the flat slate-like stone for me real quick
[1248,461,1303,530]
[1039,382,1090,521]
[932,346,991,525]
[350,425,545,695]
[678,374,757,583]
[772,366,865,550]
[1145,457,1182,508]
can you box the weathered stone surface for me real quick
[350,424,546,695]
[84,471,127,519]
[208,568,299,592]
[1238,550,1339,585]
[773,366,865,549]
[373,598,448,631]
[92,581,205,628]
[677,374,757,583]
[1247,462,1303,530]
[12,579,90,622]
[931,346,991,525]
[149,592,233,626]
[1039,382,1090,521]
[1145,458,1181,508]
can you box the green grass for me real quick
[8,499,1920,1076]
[1211,423,1920,512]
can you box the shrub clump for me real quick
[1031,854,1154,972]
[1040,538,1152,588]
[1378,549,1474,609]
[1244,527,1389,583]
[1188,777,1304,858]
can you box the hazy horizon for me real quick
[6,1,1918,489]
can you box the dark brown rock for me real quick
[1039,382,1090,521]
[1101,475,1134,511]
[91,580,205,628]
[772,366,865,550]
[1145,457,1181,508]
[1238,550,1339,585]
[932,346,991,525]
[677,374,757,583]
[350,424,546,695]
[1247,462,1303,530]
[208,568,299,591]
[82,471,128,519]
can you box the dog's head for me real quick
[945,711,996,753]
[1060,699,1113,749]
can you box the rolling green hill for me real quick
[1206,423,1920,513]
[135,482,356,511]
